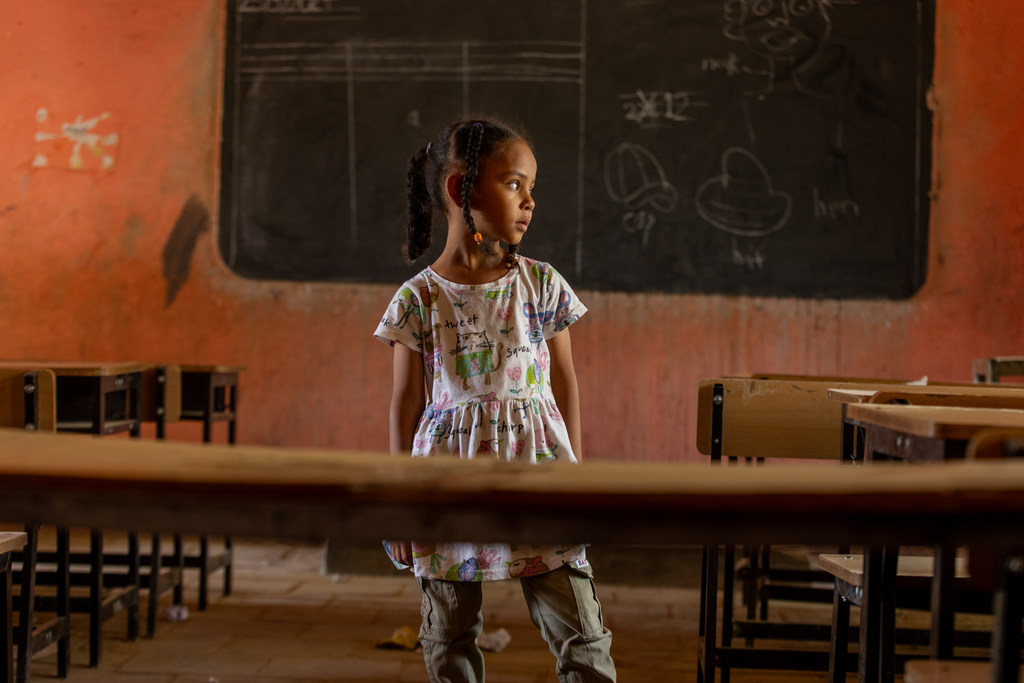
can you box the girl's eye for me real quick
[509,180,521,191]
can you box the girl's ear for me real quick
[445,174,464,208]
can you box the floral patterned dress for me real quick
[374,257,590,581]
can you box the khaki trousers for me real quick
[417,564,616,683]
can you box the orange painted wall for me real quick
[1,2,1022,460]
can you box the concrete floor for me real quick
[22,538,918,682]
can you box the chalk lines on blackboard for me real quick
[723,0,837,62]
[239,0,362,19]
[695,147,791,238]
[619,90,710,128]
[603,143,679,249]
[238,41,583,84]
[720,0,864,104]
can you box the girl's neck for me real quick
[431,249,512,285]
[429,220,514,284]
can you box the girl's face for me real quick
[467,139,537,247]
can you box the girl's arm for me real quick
[547,328,583,460]
[387,343,426,565]
[389,342,426,454]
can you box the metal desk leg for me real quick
[929,544,956,659]
[699,544,719,683]
[991,550,1024,683]
[859,546,897,683]
[828,578,851,683]
[2,549,14,683]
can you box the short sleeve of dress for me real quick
[373,280,427,352]
[541,265,587,339]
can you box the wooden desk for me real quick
[0,362,144,667]
[140,365,181,436]
[832,386,1024,463]
[3,430,1024,681]
[828,384,1024,408]
[179,365,242,443]
[0,362,144,436]
[0,427,1022,550]
[695,377,944,680]
[973,357,1024,384]
[839,405,1024,683]
[0,370,56,434]
[0,532,27,683]
[696,377,982,460]
[177,364,244,610]
[694,377,979,679]
[846,404,1024,463]
[0,370,67,683]
[696,377,923,461]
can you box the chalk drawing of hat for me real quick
[604,143,679,213]
[695,147,791,237]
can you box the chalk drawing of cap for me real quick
[604,143,679,213]
[695,147,791,237]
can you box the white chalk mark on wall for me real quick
[34,108,119,171]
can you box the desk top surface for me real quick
[179,364,246,374]
[828,384,1024,404]
[0,531,27,554]
[828,388,883,403]
[845,403,1024,439]
[4,428,1024,546]
[817,553,970,586]
[0,361,147,376]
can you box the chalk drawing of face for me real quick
[724,0,832,62]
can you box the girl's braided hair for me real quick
[403,117,528,262]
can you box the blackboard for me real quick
[220,0,934,299]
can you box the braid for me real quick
[505,241,520,268]
[462,122,485,242]
[403,146,433,261]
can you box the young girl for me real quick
[374,118,616,683]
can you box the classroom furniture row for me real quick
[0,361,243,683]
[1,426,1024,681]
[695,363,1024,683]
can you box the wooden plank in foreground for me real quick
[2,429,1024,548]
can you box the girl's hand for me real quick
[388,540,413,566]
